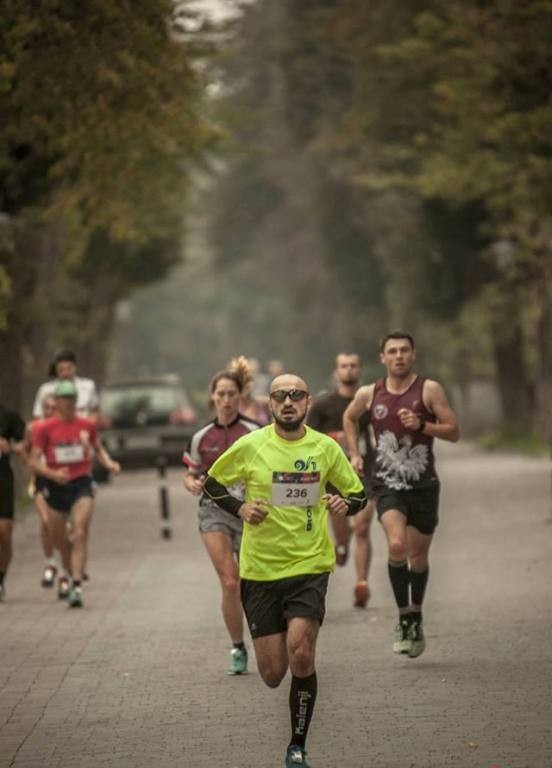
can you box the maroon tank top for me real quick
[370,376,438,490]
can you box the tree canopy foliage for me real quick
[134,0,547,437]
[3,0,550,442]
[0,0,214,406]
[327,0,552,436]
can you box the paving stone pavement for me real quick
[1,443,551,768]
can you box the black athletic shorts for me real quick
[240,572,330,639]
[42,475,94,514]
[34,475,48,496]
[375,484,440,535]
[0,474,15,520]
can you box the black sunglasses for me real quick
[269,389,309,403]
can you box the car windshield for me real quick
[101,385,186,418]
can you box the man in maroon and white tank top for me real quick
[370,375,437,490]
[343,330,459,658]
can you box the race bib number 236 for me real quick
[271,471,320,507]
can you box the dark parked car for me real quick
[97,375,198,469]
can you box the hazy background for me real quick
[1,0,550,447]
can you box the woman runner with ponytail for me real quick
[182,362,260,674]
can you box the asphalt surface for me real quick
[1,442,551,768]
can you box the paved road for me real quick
[1,443,551,768]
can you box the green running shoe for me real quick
[285,745,310,767]
[393,618,412,654]
[227,646,248,675]
[408,617,426,658]
[67,587,83,608]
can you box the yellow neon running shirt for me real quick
[208,424,364,581]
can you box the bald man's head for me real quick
[270,373,309,394]
[268,374,311,433]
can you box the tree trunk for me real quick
[22,222,66,411]
[76,266,119,387]
[491,306,533,435]
[535,257,552,445]
[0,224,45,413]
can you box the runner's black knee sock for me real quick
[289,672,317,749]
[410,567,429,611]
[388,560,410,612]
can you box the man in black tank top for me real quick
[308,353,376,608]
[0,401,26,603]
[343,331,460,658]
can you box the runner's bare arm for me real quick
[21,424,34,462]
[421,380,460,442]
[27,444,70,483]
[182,470,205,496]
[93,438,121,474]
[0,436,24,457]
[343,384,374,473]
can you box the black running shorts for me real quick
[34,475,48,496]
[240,572,330,639]
[42,475,94,514]
[375,484,440,535]
[0,474,14,520]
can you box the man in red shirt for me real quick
[29,380,120,607]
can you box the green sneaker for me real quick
[285,745,310,767]
[408,617,426,658]
[392,617,412,654]
[67,587,83,608]
[227,646,248,675]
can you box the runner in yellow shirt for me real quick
[204,374,366,768]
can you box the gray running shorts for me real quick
[197,501,243,553]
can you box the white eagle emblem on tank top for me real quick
[373,403,388,419]
[375,431,429,490]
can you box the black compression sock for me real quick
[289,672,317,749]
[0,571,4,585]
[388,560,410,610]
[233,642,246,651]
[410,567,429,609]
